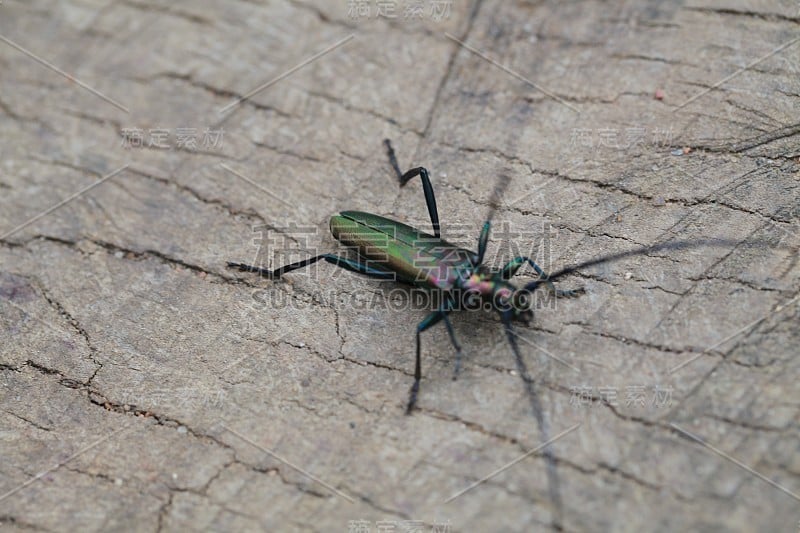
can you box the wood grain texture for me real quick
[1,1,798,531]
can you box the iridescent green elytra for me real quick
[329,210,477,289]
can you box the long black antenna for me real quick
[502,312,564,531]
[487,172,511,225]
[507,237,768,529]
[523,238,752,293]
[490,170,564,529]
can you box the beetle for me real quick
[227,139,738,529]
[228,139,693,411]
[228,139,589,409]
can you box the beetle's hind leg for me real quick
[384,138,405,182]
[228,254,396,280]
[554,287,585,298]
[383,139,441,238]
[227,262,273,276]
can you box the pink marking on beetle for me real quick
[463,275,480,290]
[497,287,512,300]
[464,275,494,295]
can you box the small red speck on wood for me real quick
[654,89,665,100]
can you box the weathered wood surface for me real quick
[1,1,798,531]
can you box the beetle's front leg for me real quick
[440,312,463,379]
[500,256,585,297]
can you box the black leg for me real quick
[227,254,396,280]
[407,306,449,414]
[500,256,584,297]
[441,312,463,379]
[476,221,491,265]
[384,139,441,238]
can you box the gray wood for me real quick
[1,1,798,531]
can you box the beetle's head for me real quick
[461,270,534,324]
[487,280,535,325]
[507,286,535,325]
